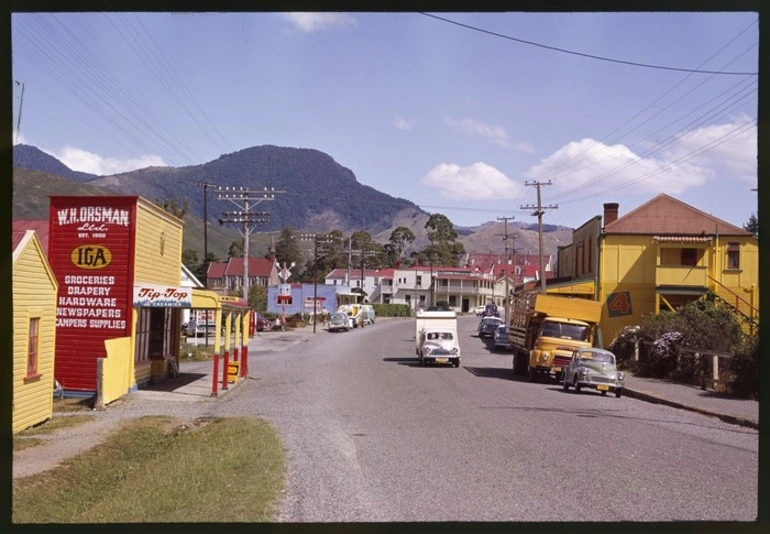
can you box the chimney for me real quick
[604,203,619,225]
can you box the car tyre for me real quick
[574,379,581,394]
[601,390,607,396]
[527,367,536,382]
[562,377,569,391]
[615,388,622,398]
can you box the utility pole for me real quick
[14,80,24,144]
[497,216,516,319]
[218,187,285,300]
[522,181,557,294]
[299,233,337,333]
[195,181,219,287]
[351,248,377,304]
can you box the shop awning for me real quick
[191,288,222,309]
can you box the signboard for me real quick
[50,197,136,391]
[227,361,240,383]
[607,291,633,317]
[133,284,192,307]
[303,296,326,311]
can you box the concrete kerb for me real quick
[622,388,759,430]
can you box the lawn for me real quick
[13,416,286,523]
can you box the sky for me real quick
[11,11,759,230]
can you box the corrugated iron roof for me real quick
[207,262,228,279]
[223,257,276,277]
[13,219,50,255]
[604,194,752,236]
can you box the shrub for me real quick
[727,334,759,398]
[372,303,412,317]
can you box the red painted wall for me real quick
[48,197,137,392]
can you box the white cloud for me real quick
[47,145,166,176]
[526,115,757,199]
[394,115,415,131]
[421,162,523,201]
[279,13,357,33]
[444,114,532,153]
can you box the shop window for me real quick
[727,242,740,269]
[27,317,40,377]
[135,309,151,363]
[681,248,697,266]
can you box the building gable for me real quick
[604,194,752,236]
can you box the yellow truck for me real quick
[508,293,603,381]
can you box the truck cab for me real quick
[527,316,593,381]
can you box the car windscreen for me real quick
[540,321,589,341]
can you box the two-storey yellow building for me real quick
[554,194,759,345]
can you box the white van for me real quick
[337,304,364,328]
[361,304,376,325]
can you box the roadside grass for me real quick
[180,342,215,361]
[13,415,286,523]
[20,414,96,436]
[13,438,46,451]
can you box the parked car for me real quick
[361,304,376,325]
[483,303,500,317]
[562,348,625,397]
[328,312,351,333]
[473,305,487,316]
[254,312,271,332]
[478,316,504,338]
[418,327,461,367]
[493,325,509,350]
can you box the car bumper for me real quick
[575,380,624,392]
[423,356,460,365]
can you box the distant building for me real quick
[206,256,279,295]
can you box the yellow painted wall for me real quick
[133,198,184,285]
[101,337,134,404]
[599,234,760,345]
[12,233,59,433]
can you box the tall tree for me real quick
[744,213,758,237]
[419,214,466,267]
[275,226,304,276]
[248,284,268,312]
[154,197,190,219]
[388,226,416,262]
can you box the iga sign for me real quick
[133,284,192,307]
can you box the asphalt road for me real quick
[218,316,758,522]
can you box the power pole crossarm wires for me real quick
[218,186,286,300]
[299,233,337,333]
[521,181,557,294]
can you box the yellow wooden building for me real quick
[12,229,59,433]
[554,194,759,345]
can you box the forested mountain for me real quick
[13,144,98,183]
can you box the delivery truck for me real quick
[508,293,602,381]
[415,310,461,367]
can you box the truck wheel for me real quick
[527,367,536,382]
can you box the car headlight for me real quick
[539,352,550,362]
[424,347,432,354]
[579,367,590,375]
[616,371,625,381]
[451,347,459,355]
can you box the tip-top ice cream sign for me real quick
[133,284,192,307]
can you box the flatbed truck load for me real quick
[508,293,602,381]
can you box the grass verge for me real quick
[20,414,96,436]
[53,397,94,412]
[13,415,286,523]
[13,438,46,451]
[180,343,215,362]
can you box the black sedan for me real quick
[477,316,504,338]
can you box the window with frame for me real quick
[27,317,40,377]
[416,275,422,286]
[727,242,740,269]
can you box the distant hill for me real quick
[13,144,98,183]
[13,143,575,261]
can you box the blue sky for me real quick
[11,12,758,230]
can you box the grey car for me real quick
[562,348,625,397]
[493,325,509,351]
[328,312,350,332]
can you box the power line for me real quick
[418,13,758,76]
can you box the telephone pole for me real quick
[351,248,378,303]
[299,233,336,333]
[195,181,219,286]
[497,216,516,318]
[218,187,285,300]
[14,80,24,144]
[521,181,558,294]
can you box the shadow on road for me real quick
[145,372,208,392]
[464,366,518,380]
